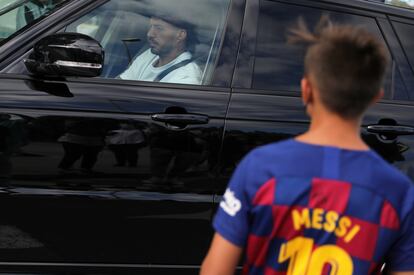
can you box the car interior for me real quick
[64,0,230,85]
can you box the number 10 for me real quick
[278,237,353,275]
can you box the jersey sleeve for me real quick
[213,154,253,247]
[387,207,414,271]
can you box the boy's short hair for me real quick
[289,17,389,119]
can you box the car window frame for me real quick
[232,0,409,102]
[1,0,243,90]
[61,0,237,88]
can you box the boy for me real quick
[200,20,414,275]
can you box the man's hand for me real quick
[200,233,243,275]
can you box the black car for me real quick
[0,0,413,274]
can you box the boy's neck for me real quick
[296,109,369,151]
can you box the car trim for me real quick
[54,60,103,69]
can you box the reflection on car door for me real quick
[0,75,228,273]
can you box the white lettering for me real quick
[220,188,242,216]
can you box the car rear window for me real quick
[251,1,401,100]
[0,0,70,45]
[393,21,414,72]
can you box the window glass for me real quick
[384,0,414,10]
[393,21,414,72]
[64,0,231,86]
[0,0,69,45]
[253,1,394,98]
[393,63,410,100]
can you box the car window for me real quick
[63,0,231,86]
[0,0,22,10]
[384,0,414,10]
[392,21,414,72]
[0,0,69,45]
[252,1,400,100]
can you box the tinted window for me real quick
[63,0,231,86]
[385,0,414,10]
[393,63,410,100]
[393,21,414,72]
[253,1,395,97]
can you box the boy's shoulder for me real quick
[245,138,414,209]
[240,138,326,183]
[369,153,414,200]
[244,138,413,190]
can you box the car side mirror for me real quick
[24,32,104,77]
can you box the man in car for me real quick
[119,14,201,85]
[16,0,55,29]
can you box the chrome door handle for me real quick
[366,125,414,135]
[151,113,209,125]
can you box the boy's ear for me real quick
[301,77,313,106]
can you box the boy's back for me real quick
[201,19,414,275]
[214,139,414,274]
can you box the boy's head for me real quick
[289,17,389,119]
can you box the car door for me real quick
[0,0,243,273]
[220,0,414,197]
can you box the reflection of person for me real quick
[105,122,145,167]
[0,114,29,185]
[16,0,55,29]
[201,20,414,275]
[143,106,201,187]
[57,119,104,173]
[119,15,201,85]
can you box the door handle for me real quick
[366,125,414,135]
[151,113,209,125]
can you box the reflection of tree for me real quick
[386,0,414,9]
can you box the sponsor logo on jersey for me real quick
[220,188,242,216]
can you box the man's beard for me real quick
[150,47,160,55]
[150,43,175,57]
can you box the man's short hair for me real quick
[151,13,198,52]
[289,17,389,119]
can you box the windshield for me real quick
[0,0,71,44]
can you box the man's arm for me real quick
[200,233,243,275]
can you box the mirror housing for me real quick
[24,33,104,77]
